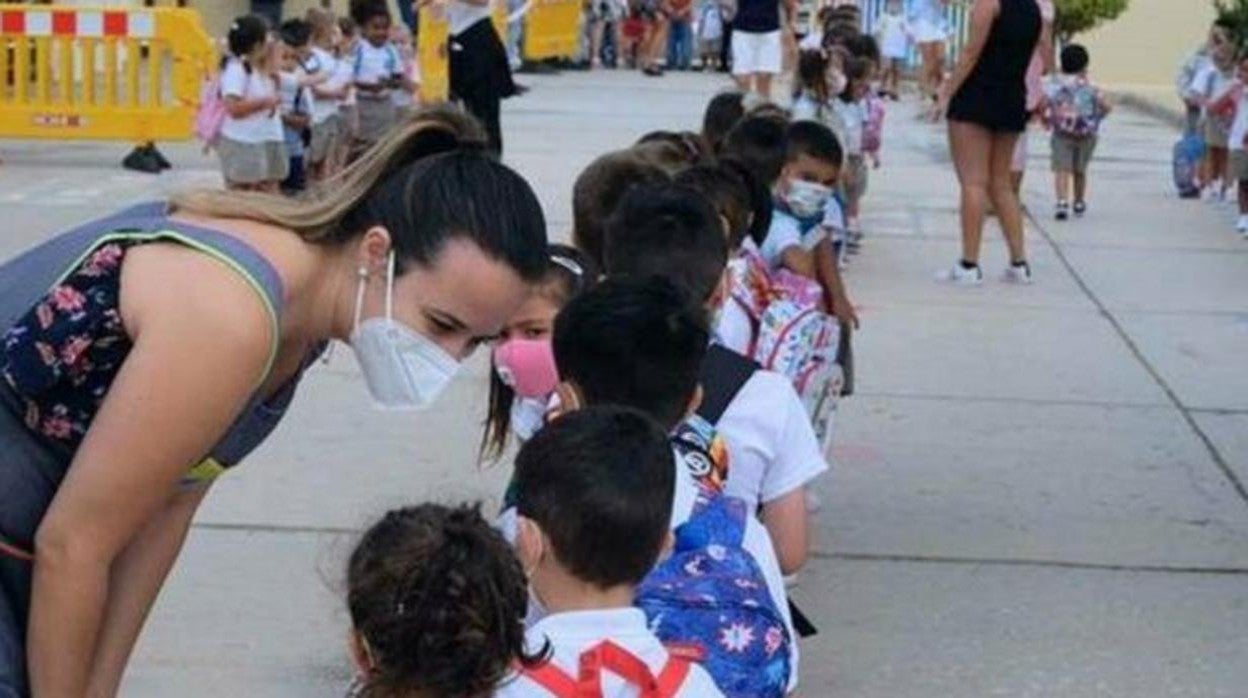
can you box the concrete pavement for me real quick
[1,68,1246,696]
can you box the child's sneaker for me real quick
[1237,215,1248,233]
[1055,201,1070,221]
[1073,201,1087,217]
[1206,185,1226,204]
[936,262,983,286]
[1002,261,1033,285]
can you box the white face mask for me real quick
[350,252,461,411]
[785,180,834,219]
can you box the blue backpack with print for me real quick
[635,494,792,698]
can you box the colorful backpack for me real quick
[862,93,886,155]
[194,74,227,152]
[729,249,843,447]
[1048,79,1103,138]
[518,640,695,697]
[636,494,792,698]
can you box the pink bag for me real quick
[194,75,227,152]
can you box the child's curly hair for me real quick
[347,503,544,698]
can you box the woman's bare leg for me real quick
[989,131,1027,263]
[948,120,994,265]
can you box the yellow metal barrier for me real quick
[417,3,510,105]
[0,5,215,144]
[523,0,581,61]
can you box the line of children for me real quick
[210,4,417,193]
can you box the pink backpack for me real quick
[729,249,844,448]
[194,75,227,152]
[862,94,886,155]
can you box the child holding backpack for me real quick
[603,182,829,576]
[547,277,797,696]
[1045,44,1111,221]
[500,406,725,697]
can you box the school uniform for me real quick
[307,46,344,165]
[716,370,828,514]
[495,609,724,697]
[218,58,287,185]
[352,41,403,147]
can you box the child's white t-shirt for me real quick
[278,71,310,121]
[494,609,724,697]
[335,50,358,107]
[219,58,282,144]
[718,370,829,511]
[1230,92,1248,152]
[759,208,827,270]
[353,41,400,86]
[832,98,865,155]
[308,47,343,125]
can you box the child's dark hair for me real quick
[279,18,313,48]
[721,115,788,187]
[840,55,872,100]
[514,406,675,589]
[481,244,598,462]
[1061,44,1090,74]
[554,276,708,431]
[572,150,671,268]
[351,0,391,26]
[604,184,728,303]
[795,49,832,104]
[225,14,269,71]
[822,21,859,51]
[702,91,747,154]
[845,33,881,66]
[720,157,774,246]
[636,130,711,166]
[338,15,358,36]
[788,119,844,170]
[674,162,759,250]
[347,502,544,698]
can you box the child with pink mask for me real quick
[482,245,599,461]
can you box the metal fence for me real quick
[859,0,970,67]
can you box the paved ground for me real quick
[3,68,1248,697]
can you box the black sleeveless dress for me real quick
[947,0,1041,133]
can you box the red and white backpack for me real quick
[728,248,844,449]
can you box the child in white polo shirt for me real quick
[499,407,723,697]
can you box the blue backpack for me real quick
[635,494,792,698]
[1173,132,1205,199]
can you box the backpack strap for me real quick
[653,656,692,697]
[520,661,583,697]
[697,344,758,425]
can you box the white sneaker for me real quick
[1206,185,1226,204]
[1003,262,1034,285]
[937,263,984,286]
[1236,215,1248,233]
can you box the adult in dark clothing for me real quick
[730,0,794,99]
[443,0,518,156]
[937,0,1041,285]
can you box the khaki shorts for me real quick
[217,137,288,185]
[1204,117,1231,149]
[1231,150,1248,181]
[1050,133,1098,174]
[355,95,398,146]
[307,114,340,165]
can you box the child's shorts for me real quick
[1230,150,1248,181]
[355,95,397,146]
[308,114,341,164]
[700,37,722,56]
[1050,133,1098,174]
[1204,117,1231,149]
[217,137,289,185]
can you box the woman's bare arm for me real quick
[27,245,273,698]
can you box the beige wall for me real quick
[1079,0,1215,89]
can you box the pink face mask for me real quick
[492,338,559,399]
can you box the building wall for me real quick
[1078,0,1215,89]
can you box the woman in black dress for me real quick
[937,0,1040,285]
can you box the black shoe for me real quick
[145,144,171,170]
[1055,201,1070,221]
[1073,201,1087,217]
[122,146,163,174]
[643,66,664,77]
